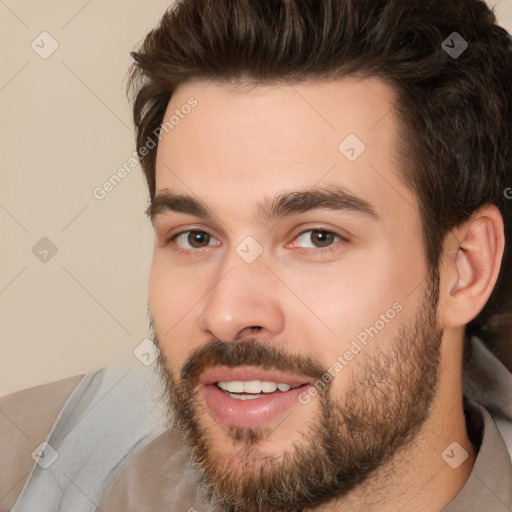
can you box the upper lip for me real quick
[199,366,311,387]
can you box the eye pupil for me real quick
[188,231,210,248]
[311,230,334,247]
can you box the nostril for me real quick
[236,325,264,339]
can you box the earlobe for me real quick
[442,205,505,328]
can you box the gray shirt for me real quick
[443,400,512,511]
[9,336,512,511]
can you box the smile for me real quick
[199,367,312,428]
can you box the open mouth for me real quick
[199,368,313,428]
[216,380,303,400]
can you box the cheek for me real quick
[148,253,169,324]
[285,245,422,365]
[148,251,202,346]
[282,256,397,330]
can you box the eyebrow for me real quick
[146,185,378,225]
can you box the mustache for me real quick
[179,338,328,386]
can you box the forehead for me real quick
[154,77,417,223]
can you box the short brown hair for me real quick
[127,0,512,362]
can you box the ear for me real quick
[439,204,505,329]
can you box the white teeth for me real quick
[217,380,293,394]
[227,393,261,401]
[243,380,263,393]
[217,381,244,392]
[261,381,278,393]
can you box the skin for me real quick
[148,78,504,511]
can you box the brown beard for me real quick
[152,278,442,512]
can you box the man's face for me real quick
[148,78,443,511]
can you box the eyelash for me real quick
[164,227,348,255]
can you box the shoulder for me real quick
[98,427,216,512]
[0,374,84,512]
[463,336,512,454]
[8,364,169,512]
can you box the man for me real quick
[2,0,512,511]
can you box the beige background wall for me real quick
[1,0,512,396]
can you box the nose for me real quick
[197,257,285,342]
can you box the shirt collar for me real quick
[443,399,512,511]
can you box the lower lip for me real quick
[201,383,310,428]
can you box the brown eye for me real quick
[171,230,217,249]
[310,230,336,247]
[294,229,340,249]
[187,231,211,248]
